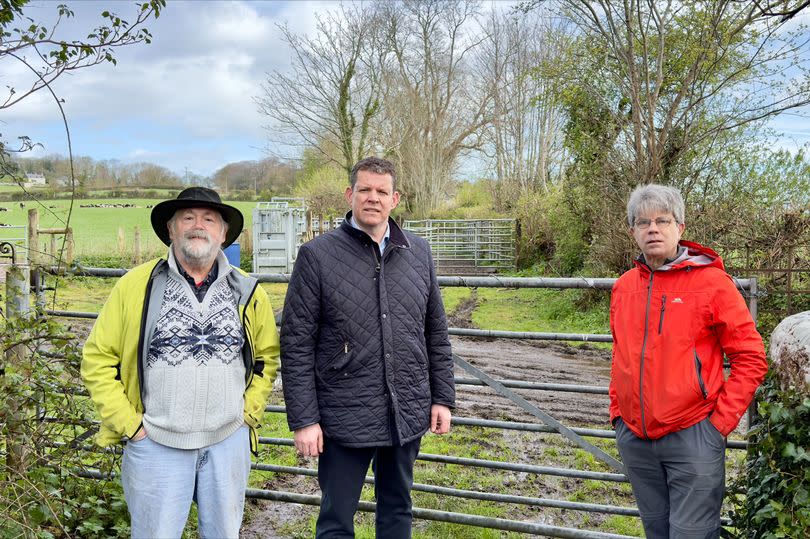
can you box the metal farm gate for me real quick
[252,203,517,276]
[404,219,516,274]
[252,200,309,274]
[252,199,343,274]
[4,256,762,538]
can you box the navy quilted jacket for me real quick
[280,214,455,447]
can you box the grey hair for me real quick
[350,156,397,190]
[626,184,685,227]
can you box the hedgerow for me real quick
[729,374,810,538]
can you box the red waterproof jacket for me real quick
[609,240,767,439]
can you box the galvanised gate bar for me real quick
[38,267,759,538]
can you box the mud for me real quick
[451,337,611,427]
[67,302,618,536]
[241,336,615,537]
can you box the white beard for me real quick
[175,230,219,266]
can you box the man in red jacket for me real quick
[610,184,768,538]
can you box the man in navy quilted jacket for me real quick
[280,156,456,538]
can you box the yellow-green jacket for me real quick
[81,257,279,450]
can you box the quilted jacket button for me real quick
[382,313,387,319]
[385,353,390,358]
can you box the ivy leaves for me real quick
[729,377,810,538]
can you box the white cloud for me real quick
[1,1,324,174]
[129,148,154,159]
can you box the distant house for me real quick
[24,172,47,187]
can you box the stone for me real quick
[770,311,810,394]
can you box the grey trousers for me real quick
[615,417,726,539]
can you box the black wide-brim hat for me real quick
[150,187,244,247]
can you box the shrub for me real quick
[728,375,810,538]
[515,186,590,274]
[1,310,130,538]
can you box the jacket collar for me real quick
[340,211,410,249]
[634,240,725,274]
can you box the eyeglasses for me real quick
[634,217,675,229]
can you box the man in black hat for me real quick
[82,187,280,538]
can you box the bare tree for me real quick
[212,157,297,194]
[0,1,164,112]
[557,0,810,186]
[479,7,571,208]
[256,4,385,176]
[373,0,498,217]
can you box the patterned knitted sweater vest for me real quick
[142,260,246,449]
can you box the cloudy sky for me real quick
[2,1,328,178]
[2,1,809,178]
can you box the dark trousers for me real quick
[315,437,422,539]
[615,417,726,539]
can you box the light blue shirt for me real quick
[350,216,390,255]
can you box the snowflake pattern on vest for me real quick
[147,276,244,368]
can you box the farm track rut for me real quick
[243,336,616,538]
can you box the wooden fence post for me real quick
[65,228,74,266]
[118,226,125,255]
[3,262,31,476]
[50,234,57,265]
[786,246,794,316]
[133,226,142,265]
[239,229,252,259]
[27,208,38,266]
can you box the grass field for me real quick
[0,197,259,263]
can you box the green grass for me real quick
[42,278,288,316]
[440,287,472,314]
[602,515,644,536]
[0,197,259,263]
[472,287,610,339]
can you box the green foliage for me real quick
[293,165,347,219]
[728,376,810,538]
[436,180,498,220]
[1,311,129,537]
[515,186,591,274]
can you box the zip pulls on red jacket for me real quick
[658,295,667,334]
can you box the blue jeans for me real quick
[120,425,251,539]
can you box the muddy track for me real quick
[242,335,615,537]
[68,297,617,536]
[451,337,611,427]
[245,289,616,536]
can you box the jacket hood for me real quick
[635,239,725,273]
